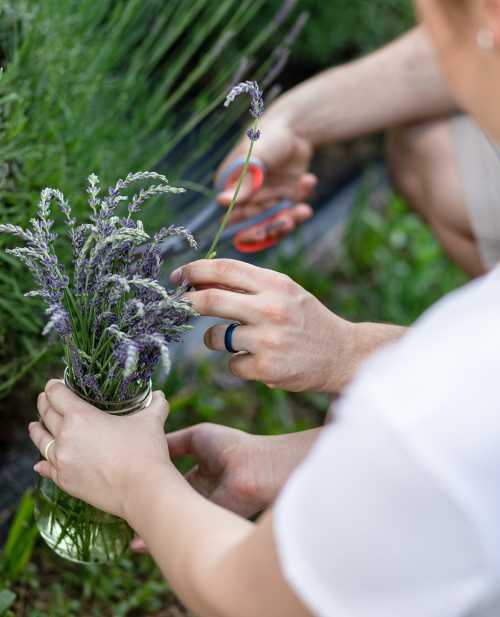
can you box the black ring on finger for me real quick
[224,323,240,354]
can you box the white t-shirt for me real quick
[275,270,500,617]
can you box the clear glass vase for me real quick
[35,374,152,564]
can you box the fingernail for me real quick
[38,393,48,415]
[45,379,62,395]
[170,267,183,284]
[33,463,42,473]
[223,189,236,200]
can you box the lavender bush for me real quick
[0,172,197,404]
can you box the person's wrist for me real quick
[265,92,319,147]
[319,317,360,394]
[123,460,179,527]
[257,430,322,503]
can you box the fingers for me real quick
[171,259,273,294]
[204,324,257,354]
[229,354,259,382]
[184,464,214,499]
[130,536,149,554]
[37,393,63,436]
[183,287,260,323]
[33,460,58,483]
[217,170,317,212]
[166,426,197,458]
[298,173,317,201]
[217,173,255,206]
[29,421,57,464]
[236,204,313,245]
[149,391,169,423]
[45,379,93,417]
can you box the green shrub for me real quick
[0,0,302,397]
[333,193,467,325]
[268,0,415,68]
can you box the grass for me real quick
[0,191,467,616]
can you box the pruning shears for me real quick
[160,157,295,258]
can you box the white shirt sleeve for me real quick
[274,273,500,617]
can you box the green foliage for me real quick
[0,0,299,397]
[333,194,467,325]
[0,490,38,583]
[6,548,171,616]
[0,589,16,615]
[269,0,415,68]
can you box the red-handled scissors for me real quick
[159,158,295,259]
[215,157,295,253]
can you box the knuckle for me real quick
[181,262,194,281]
[45,379,63,396]
[261,299,288,324]
[200,289,220,312]
[263,330,284,351]
[57,423,73,445]
[230,469,261,503]
[53,446,68,469]
[274,272,297,293]
[254,355,271,376]
[56,469,70,491]
[228,356,247,379]
[214,259,235,278]
[191,423,215,448]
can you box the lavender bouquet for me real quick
[0,171,197,563]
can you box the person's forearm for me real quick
[267,26,456,147]
[125,464,254,617]
[125,465,308,617]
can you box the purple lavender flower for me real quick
[224,81,264,119]
[0,171,198,402]
[43,304,71,338]
[246,128,261,142]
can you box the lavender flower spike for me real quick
[224,80,264,119]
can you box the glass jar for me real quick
[35,373,152,564]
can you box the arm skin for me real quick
[125,466,311,617]
[266,25,457,147]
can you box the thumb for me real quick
[166,426,196,459]
[217,174,255,207]
[149,391,169,423]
